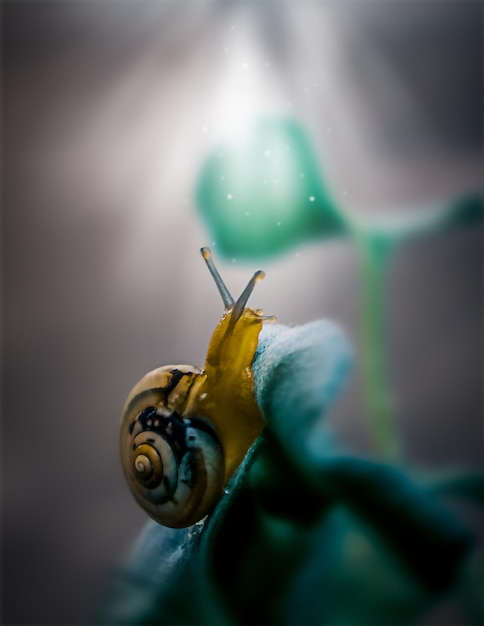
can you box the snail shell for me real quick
[120,365,225,528]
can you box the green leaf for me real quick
[199,437,473,625]
[252,320,352,473]
[95,321,478,625]
[284,507,434,626]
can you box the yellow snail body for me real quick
[120,248,274,528]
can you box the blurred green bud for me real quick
[196,117,346,259]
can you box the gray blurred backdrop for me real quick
[2,1,483,624]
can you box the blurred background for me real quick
[2,1,482,624]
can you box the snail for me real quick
[120,247,274,528]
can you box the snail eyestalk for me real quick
[231,270,265,324]
[201,247,235,310]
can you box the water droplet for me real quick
[231,258,237,263]
[227,193,233,200]
[276,221,281,226]
[309,196,315,202]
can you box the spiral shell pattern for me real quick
[120,366,225,528]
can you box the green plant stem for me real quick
[359,236,401,462]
